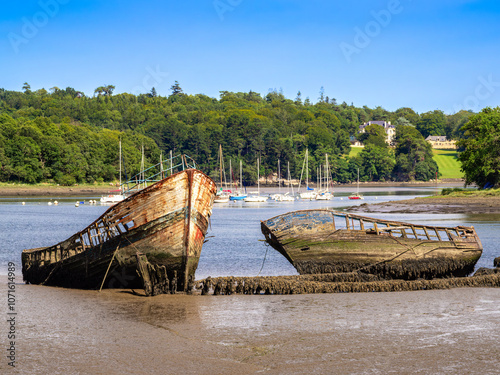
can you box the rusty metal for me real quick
[22,169,217,292]
[261,209,483,280]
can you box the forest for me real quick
[0,82,475,186]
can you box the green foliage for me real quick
[393,125,438,181]
[0,84,479,185]
[458,107,500,188]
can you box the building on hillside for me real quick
[349,136,364,147]
[358,121,396,145]
[425,136,457,149]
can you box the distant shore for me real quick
[0,178,465,197]
[348,195,500,214]
[0,185,116,197]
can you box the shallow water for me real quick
[0,186,499,276]
[1,186,499,374]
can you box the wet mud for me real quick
[348,196,500,214]
[192,273,500,296]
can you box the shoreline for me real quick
[347,195,500,214]
[0,179,465,197]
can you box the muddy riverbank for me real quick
[348,195,500,214]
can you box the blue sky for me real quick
[1,0,500,113]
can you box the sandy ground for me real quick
[2,281,499,375]
[348,196,500,214]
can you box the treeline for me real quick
[0,83,474,185]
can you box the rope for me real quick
[99,243,121,292]
[257,242,270,276]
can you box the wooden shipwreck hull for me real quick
[22,169,217,292]
[261,210,483,280]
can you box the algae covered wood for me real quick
[22,169,217,292]
[261,209,483,279]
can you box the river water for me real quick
[0,185,498,277]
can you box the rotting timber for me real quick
[22,164,217,294]
[261,210,483,280]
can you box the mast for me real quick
[278,159,281,194]
[240,160,243,194]
[119,139,122,193]
[306,148,309,189]
[257,157,260,195]
[218,144,223,188]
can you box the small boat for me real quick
[214,145,231,203]
[244,157,267,202]
[230,160,247,201]
[315,154,333,200]
[348,168,363,200]
[298,149,317,200]
[100,140,126,205]
[22,157,217,294]
[261,209,483,280]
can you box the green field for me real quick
[348,146,364,158]
[349,146,463,179]
[432,149,463,179]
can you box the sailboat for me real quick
[229,160,247,200]
[316,154,333,200]
[100,140,126,204]
[272,160,295,202]
[298,149,317,200]
[348,168,363,200]
[244,157,267,202]
[214,145,230,203]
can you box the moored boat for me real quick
[22,162,217,294]
[261,209,483,280]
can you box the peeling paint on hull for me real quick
[22,169,217,292]
[261,209,483,280]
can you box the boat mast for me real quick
[278,159,281,194]
[257,157,260,196]
[357,168,360,195]
[240,160,243,194]
[218,144,223,189]
[119,139,122,193]
[306,148,309,190]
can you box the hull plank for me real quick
[261,210,483,280]
[22,169,216,292]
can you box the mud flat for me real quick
[7,279,500,374]
[348,196,500,214]
[0,185,113,197]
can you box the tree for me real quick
[170,81,183,96]
[393,125,438,181]
[358,124,387,148]
[416,110,446,138]
[458,107,500,188]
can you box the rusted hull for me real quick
[22,169,217,291]
[261,210,483,280]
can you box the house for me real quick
[358,121,396,145]
[425,136,457,149]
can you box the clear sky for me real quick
[1,0,500,114]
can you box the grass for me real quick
[348,146,364,158]
[441,188,500,197]
[432,149,463,179]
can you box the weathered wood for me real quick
[22,169,217,294]
[261,209,483,280]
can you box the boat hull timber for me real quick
[261,209,483,280]
[22,169,217,293]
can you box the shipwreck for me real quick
[261,209,483,280]
[22,156,217,294]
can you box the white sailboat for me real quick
[100,140,125,204]
[316,153,333,200]
[298,149,317,200]
[244,157,267,202]
[230,160,247,200]
[214,145,230,203]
